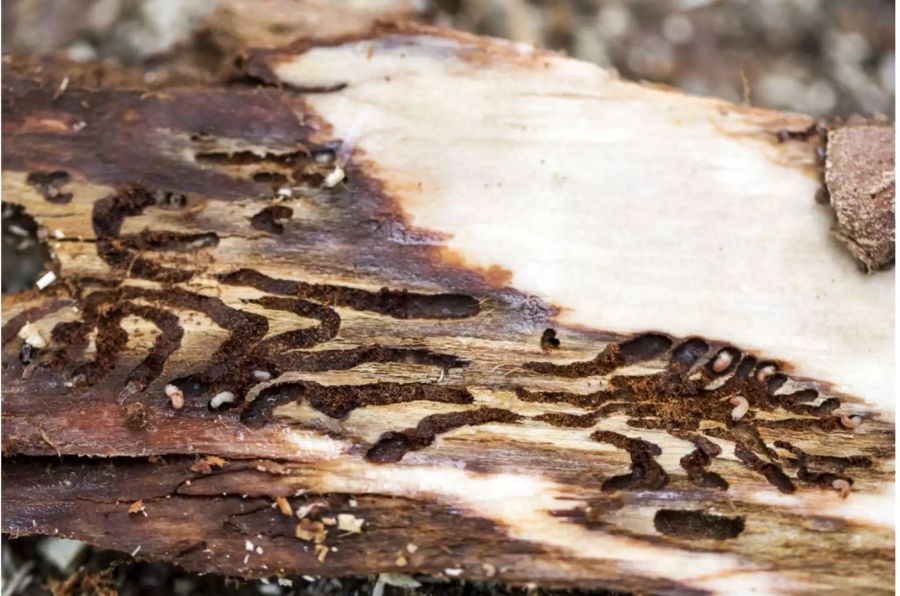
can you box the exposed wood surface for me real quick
[1,23,895,594]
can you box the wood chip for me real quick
[314,544,329,562]
[190,456,227,473]
[255,461,289,475]
[18,322,48,349]
[128,500,146,516]
[276,496,292,516]
[337,513,364,533]
[295,519,327,543]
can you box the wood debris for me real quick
[295,519,327,544]
[314,544,329,562]
[337,513,364,534]
[127,500,146,516]
[275,496,292,516]
[190,456,227,473]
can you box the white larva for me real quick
[210,391,236,409]
[711,350,734,373]
[164,384,184,410]
[832,478,851,498]
[252,370,272,381]
[730,396,749,421]
[35,271,57,290]
[755,364,777,383]
[840,414,863,429]
[323,165,345,188]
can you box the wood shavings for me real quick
[314,544,329,562]
[295,501,328,520]
[295,519,327,543]
[190,456,227,473]
[255,461,289,474]
[128,500,146,516]
[337,513,364,534]
[52,77,69,100]
[275,496,292,516]
[18,322,48,349]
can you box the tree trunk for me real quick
[1,23,894,594]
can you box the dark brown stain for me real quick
[653,509,745,540]
[523,332,672,377]
[242,381,474,426]
[120,229,220,252]
[26,170,73,204]
[516,337,865,493]
[45,286,265,392]
[250,205,293,234]
[591,431,668,491]
[773,440,872,471]
[366,407,523,463]
[676,433,728,491]
[220,268,480,320]
[92,184,194,283]
[251,171,289,185]
[734,442,795,494]
[195,149,308,167]
[272,345,466,373]
[540,328,560,351]
[125,402,149,431]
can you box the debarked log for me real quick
[1,22,895,594]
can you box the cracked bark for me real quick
[1,22,895,594]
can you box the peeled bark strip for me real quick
[823,119,896,272]
[1,24,895,594]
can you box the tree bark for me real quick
[1,23,894,594]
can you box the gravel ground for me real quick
[1,0,894,593]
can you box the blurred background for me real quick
[1,0,895,594]
[441,0,895,118]
[2,0,894,118]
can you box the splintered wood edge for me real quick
[1,23,895,594]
